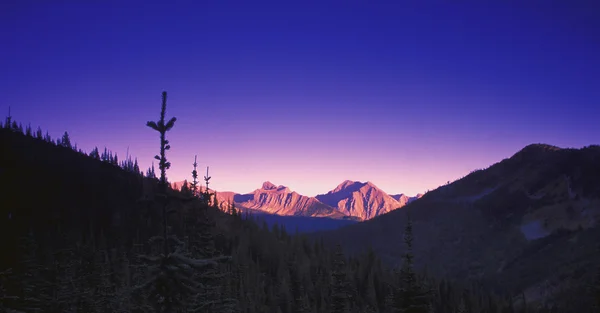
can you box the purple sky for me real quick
[2,1,599,196]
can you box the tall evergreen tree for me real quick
[89,147,100,160]
[191,155,199,198]
[203,167,213,206]
[394,213,432,313]
[61,131,72,149]
[180,180,192,196]
[133,158,140,175]
[135,91,230,313]
[146,162,157,179]
[44,131,52,143]
[101,148,109,162]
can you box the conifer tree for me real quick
[180,180,191,196]
[89,147,100,160]
[101,148,109,162]
[146,162,157,179]
[134,158,140,175]
[191,155,199,198]
[203,166,212,206]
[25,124,32,136]
[44,131,52,143]
[213,191,219,209]
[35,127,43,139]
[394,213,431,313]
[61,131,72,149]
[136,91,230,313]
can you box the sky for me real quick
[1,0,599,196]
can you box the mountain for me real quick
[313,143,600,309]
[171,180,420,221]
[316,180,406,220]
[171,181,348,219]
[390,193,424,206]
[235,181,347,218]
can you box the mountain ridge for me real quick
[315,180,406,220]
[171,179,421,221]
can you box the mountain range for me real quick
[171,180,422,221]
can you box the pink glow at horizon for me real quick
[7,96,595,198]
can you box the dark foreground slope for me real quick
[0,127,152,270]
[314,144,600,310]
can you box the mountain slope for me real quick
[313,144,600,309]
[316,180,405,220]
[237,181,346,218]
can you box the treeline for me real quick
[0,95,582,312]
[1,109,157,180]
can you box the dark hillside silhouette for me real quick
[313,143,600,312]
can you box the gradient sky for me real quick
[2,1,599,196]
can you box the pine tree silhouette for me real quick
[35,127,43,140]
[191,155,199,198]
[395,212,432,313]
[61,131,72,149]
[134,91,230,313]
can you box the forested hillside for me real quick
[313,144,600,312]
[0,93,586,312]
